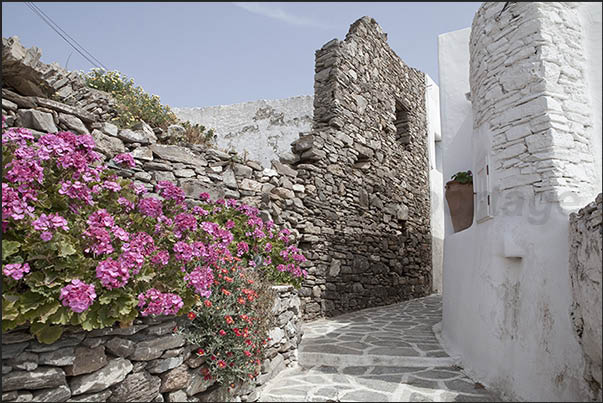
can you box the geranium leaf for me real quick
[2,240,21,259]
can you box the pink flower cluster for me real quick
[114,153,136,167]
[96,257,130,289]
[138,197,163,218]
[184,265,214,298]
[151,250,170,266]
[3,263,30,280]
[83,209,120,255]
[32,213,69,241]
[60,279,97,313]
[156,181,186,204]
[174,212,197,237]
[2,183,35,224]
[137,288,183,316]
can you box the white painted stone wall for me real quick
[173,96,313,168]
[437,27,473,237]
[425,73,444,293]
[440,3,603,402]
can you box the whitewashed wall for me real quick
[425,73,444,293]
[173,96,313,168]
[440,3,602,402]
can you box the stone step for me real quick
[298,350,456,368]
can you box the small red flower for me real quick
[197,348,205,356]
[225,315,234,325]
[219,329,226,336]
[217,360,226,368]
[244,350,252,357]
[224,276,233,283]
[204,299,212,307]
[226,351,233,357]
[237,297,246,305]
[188,311,197,320]
[222,289,231,296]
[210,355,217,361]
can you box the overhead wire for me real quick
[23,2,108,70]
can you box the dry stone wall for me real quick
[1,286,301,403]
[470,2,597,204]
[2,15,433,324]
[569,193,602,401]
[294,16,432,318]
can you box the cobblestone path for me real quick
[259,295,500,402]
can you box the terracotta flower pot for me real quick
[445,181,474,233]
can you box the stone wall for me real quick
[469,2,597,205]
[2,16,434,323]
[569,193,603,401]
[295,16,432,318]
[1,286,301,403]
[173,96,313,168]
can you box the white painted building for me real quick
[439,2,602,401]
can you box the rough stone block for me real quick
[2,367,66,391]
[69,358,133,396]
[64,346,108,376]
[17,109,57,133]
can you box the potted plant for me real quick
[445,170,474,233]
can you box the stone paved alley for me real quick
[259,296,500,402]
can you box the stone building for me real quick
[294,17,434,318]
[174,17,443,319]
[439,2,602,402]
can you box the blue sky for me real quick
[2,2,480,108]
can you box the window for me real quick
[394,101,411,146]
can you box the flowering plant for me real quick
[84,69,214,145]
[1,123,306,344]
[178,257,274,386]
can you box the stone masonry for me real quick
[1,286,302,403]
[295,16,432,318]
[569,193,603,401]
[470,2,597,205]
[2,17,433,322]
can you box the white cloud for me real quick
[233,2,334,29]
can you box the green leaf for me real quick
[35,325,64,344]
[19,291,45,314]
[2,240,21,259]
[47,307,73,325]
[58,240,77,257]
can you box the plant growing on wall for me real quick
[84,69,214,145]
[1,121,306,345]
[179,258,274,386]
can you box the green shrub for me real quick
[84,69,214,145]
[179,259,275,386]
[1,123,306,348]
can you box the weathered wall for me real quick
[1,286,302,403]
[569,194,603,401]
[173,96,313,169]
[440,3,603,402]
[296,16,432,318]
[3,15,434,323]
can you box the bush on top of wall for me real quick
[83,69,215,145]
[1,117,307,368]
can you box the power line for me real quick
[27,2,108,70]
[23,2,100,69]
[24,2,108,71]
